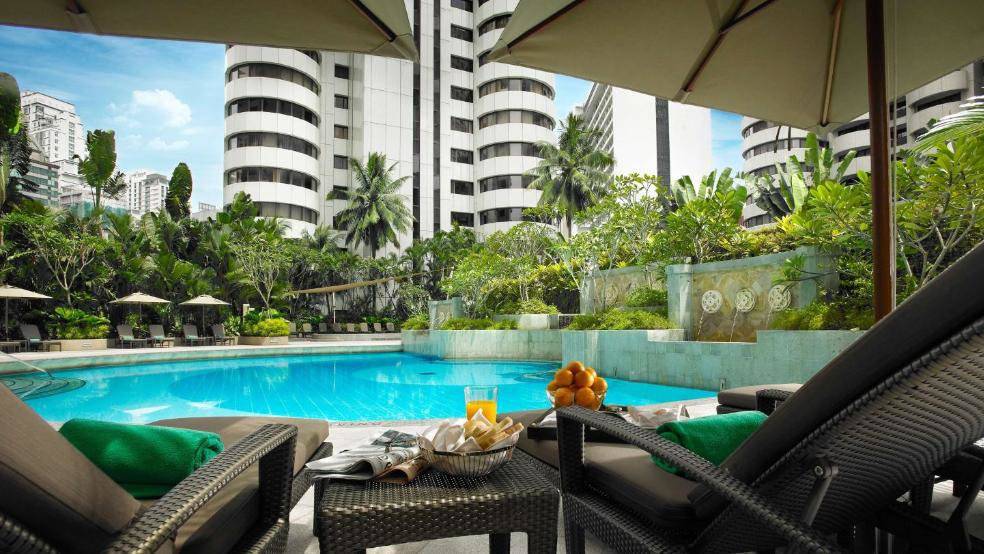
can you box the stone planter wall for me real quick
[237,336,289,346]
[562,329,863,390]
[52,338,111,351]
[492,314,559,330]
[402,329,562,361]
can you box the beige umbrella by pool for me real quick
[180,295,231,329]
[490,0,984,320]
[0,0,417,62]
[0,285,51,339]
[109,292,171,323]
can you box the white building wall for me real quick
[668,102,713,183]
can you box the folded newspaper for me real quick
[305,430,427,483]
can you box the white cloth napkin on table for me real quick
[417,410,520,452]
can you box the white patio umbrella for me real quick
[180,295,231,329]
[109,292,171,323]
[0,285,51,339]
[490,0,984,320]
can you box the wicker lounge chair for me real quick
[332,323,343,333]
[288,322,299,337]
[300,322,313,338]
[548,242,984,552]
[182,324,211,347]
[148,324,175,348]
[116,324,148,349]
[210,324,236,346]
[345,323,356,333]
[319,323,328,333]
[19,324,61,352]
[386,322,396,332]
[358,322,370,333]
[0,384,331,553]
[372,322,383,333]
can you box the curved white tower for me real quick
[224,47,324,236]
[471,0,557,238]
[739,117,811,228]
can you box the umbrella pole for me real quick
[865,0,895,321]
[4,298,8,340]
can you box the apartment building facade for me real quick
[222,0,558,252]
[123,170,169,216]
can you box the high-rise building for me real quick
[20,91,86,174]
[190,202,218,222]
[575,83,713,184]
[11,149,60,208]
[741,61,984,228]
[222,0,558,252]
[58,180,129,218]
[123,170,170,216]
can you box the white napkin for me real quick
[628,404,690,427]
[417,410,520,452]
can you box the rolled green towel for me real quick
[652,410,766,474]
[59,418,224,498]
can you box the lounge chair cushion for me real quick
[692,242,984,516]
[716,383,801,411]
[0,385,141,553]
[508,409,698,527]
[148,416,329,553]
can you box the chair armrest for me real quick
[556,406,839,554]
[105,423,297,554]
[756,388,795,415]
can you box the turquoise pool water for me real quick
[24,353,714,423]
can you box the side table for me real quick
[315,449,559,553]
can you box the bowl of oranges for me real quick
[546,360,608,410]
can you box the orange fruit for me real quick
[553,387,575,407]
[565,360,585,374]
[584,367,597,378]
[546,380,560,392]
[554,369,574,386]
[573,370,595,388]
[589,397,603,410]
[591,376,608,394]
[574,387,597,407]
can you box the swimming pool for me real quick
[23,353,714,423]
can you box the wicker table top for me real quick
[315,448,559,553]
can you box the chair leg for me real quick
[489,532,510,553]
[563,510,585,554]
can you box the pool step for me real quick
[1,375,87,400]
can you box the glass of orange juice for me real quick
[465,385,498,422]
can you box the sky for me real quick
[0,27,744,208]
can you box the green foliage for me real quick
[769,300,873,331]
[623,287,667,309]
[329,152,413,256]
[508,298,560,315]
[439,317,517,330]
[566,310,672,330]
[165,162,193,219]
[222,314,242,336]
[402,314,430,330]
[241,309,290,336]
[913,95,984,151]
[47,307,110,339]
[75,130,126,211]
[671,168,738,208]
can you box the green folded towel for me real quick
[59,418,224,498]
[652,411,766,474]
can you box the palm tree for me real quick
[913,95,984,152]
[328,152,413,258]
[527,113,614,237]
[74,129,127,213]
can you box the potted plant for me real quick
[46,307,112,351]
[493,299,560,330]
[238,309,291,345]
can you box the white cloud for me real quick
[111,89,192,128]
[147,137,189,151]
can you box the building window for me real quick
[332,185,348,197]
[334,125,349,139]
[226,63,319,93]
[741,120,778,138]
[334,64,350,79]
[478,77,554,99]
[912,91,962,112]
[333,155,349,169]
[479,207,534,225]
[450,86,473,103]
[253,201,318,224]
[478,142,541,160]
[742,138,810,160]
[450,0,473,12]
[450,55,474,72]
[450,117,474,133]
[450,24,473,42]
[450,148,474,164]
[451,180,474,195]
[226,97,319,126]
[478,51,492,67]
[478,14,511,35]
[225,166,319,191]
[334,95,349,109]
[296,49,321,63]
[226,132,318,158]
[451,211,475,227]
[478,109,554,130]
[479,174,534,192]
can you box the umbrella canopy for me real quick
[0,285,52,340]
[180,295,230,307]
[1,0,417,62]
[110,292,170,305]
[490,0,984,131]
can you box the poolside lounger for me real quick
[182,324,211,347]
[359,323,370,333]
[386,322,396,332]
[318,323,328,334]
[116,324,148,349]
[288,322,299,337]
[372,322,384,333]
[514,240,984,553]
[148,324,175,348]
[0,383,331,553]
[332,323,342,333]
[19,324,61,352]
[301,322,313,337]
[345,323,356,333]
[210,324,236,346]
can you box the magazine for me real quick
[306,430,426,482]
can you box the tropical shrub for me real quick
[769,300,873,331]
[47,307,110,339]
[402,314,429,330]
[623,287,667,309]
[505,298,560,315]
[439,317,518,330]
[222,314,242,336]
[241,309,290,337]
[567,310,672,330]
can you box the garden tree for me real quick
[328,152,413,258]
[400,225,477,299]
[749,133,856,219]
[528,113,614,237]
[0,73,37,246]
[659,185,747,265]
[913,95,984,151]
[104,212,152,296]
[230,232,291,309]
[75,130,127,212]
[164,162,192,219]
[578,174,668,269]
[483,222,556,305]
[6,209,105,306]
[302,225,344,254]
[440,247,508,316]
[668,168,739,209]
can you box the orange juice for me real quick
[466,399,497,422]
